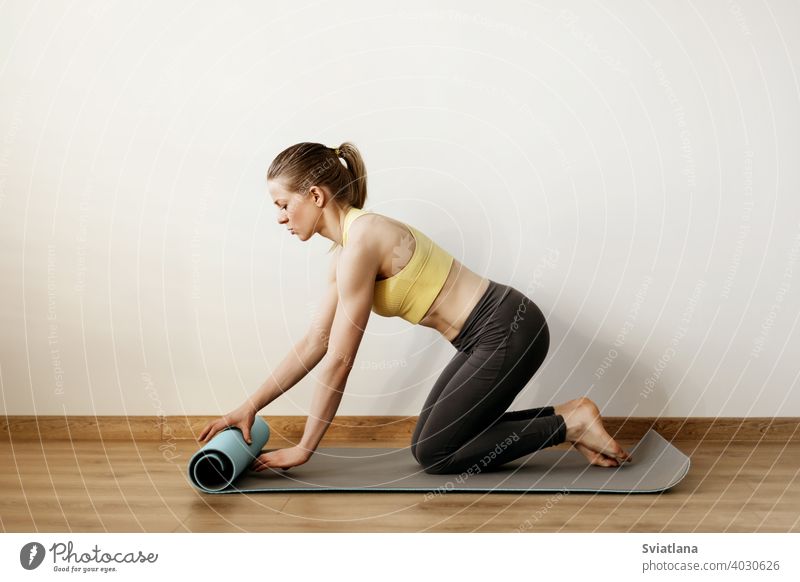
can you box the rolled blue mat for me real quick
[188,416,271,493]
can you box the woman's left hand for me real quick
[250,446,312,471]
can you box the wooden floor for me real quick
[1,436,798,532]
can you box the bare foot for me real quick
[557,398,632,464]
[572,440,619,468]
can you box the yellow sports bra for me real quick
[342,207,454,324]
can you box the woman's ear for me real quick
[309,185,329,208]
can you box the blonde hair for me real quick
[267,142,368,253]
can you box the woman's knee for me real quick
[413,439,453,474]
[410,421,427,463]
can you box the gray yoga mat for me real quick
[188,418,690,494]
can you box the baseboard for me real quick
[2,415,798,444]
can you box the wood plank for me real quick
[1,438,798,532]
[2,415,799,442]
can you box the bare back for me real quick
[342,212,489,341]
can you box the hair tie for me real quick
[334,148,341,156]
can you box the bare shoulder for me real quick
[347,211,408,250]
[327,240,380,287]
[338,214,383,280]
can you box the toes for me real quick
[597,455,619,467]
[594,457,617,468]
[613,447,632,463]
[575,442,618,467]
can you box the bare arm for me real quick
[298,240,378,453]
[242,335,324,412]
[244,251,341,412]
[198,254,342,445]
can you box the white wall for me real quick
[1,0,798,419]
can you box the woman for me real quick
[198,142,632,474]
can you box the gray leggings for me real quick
[411,280,567,474]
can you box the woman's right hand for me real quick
[197,404,257,445]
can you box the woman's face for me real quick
[268,179,318,242]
